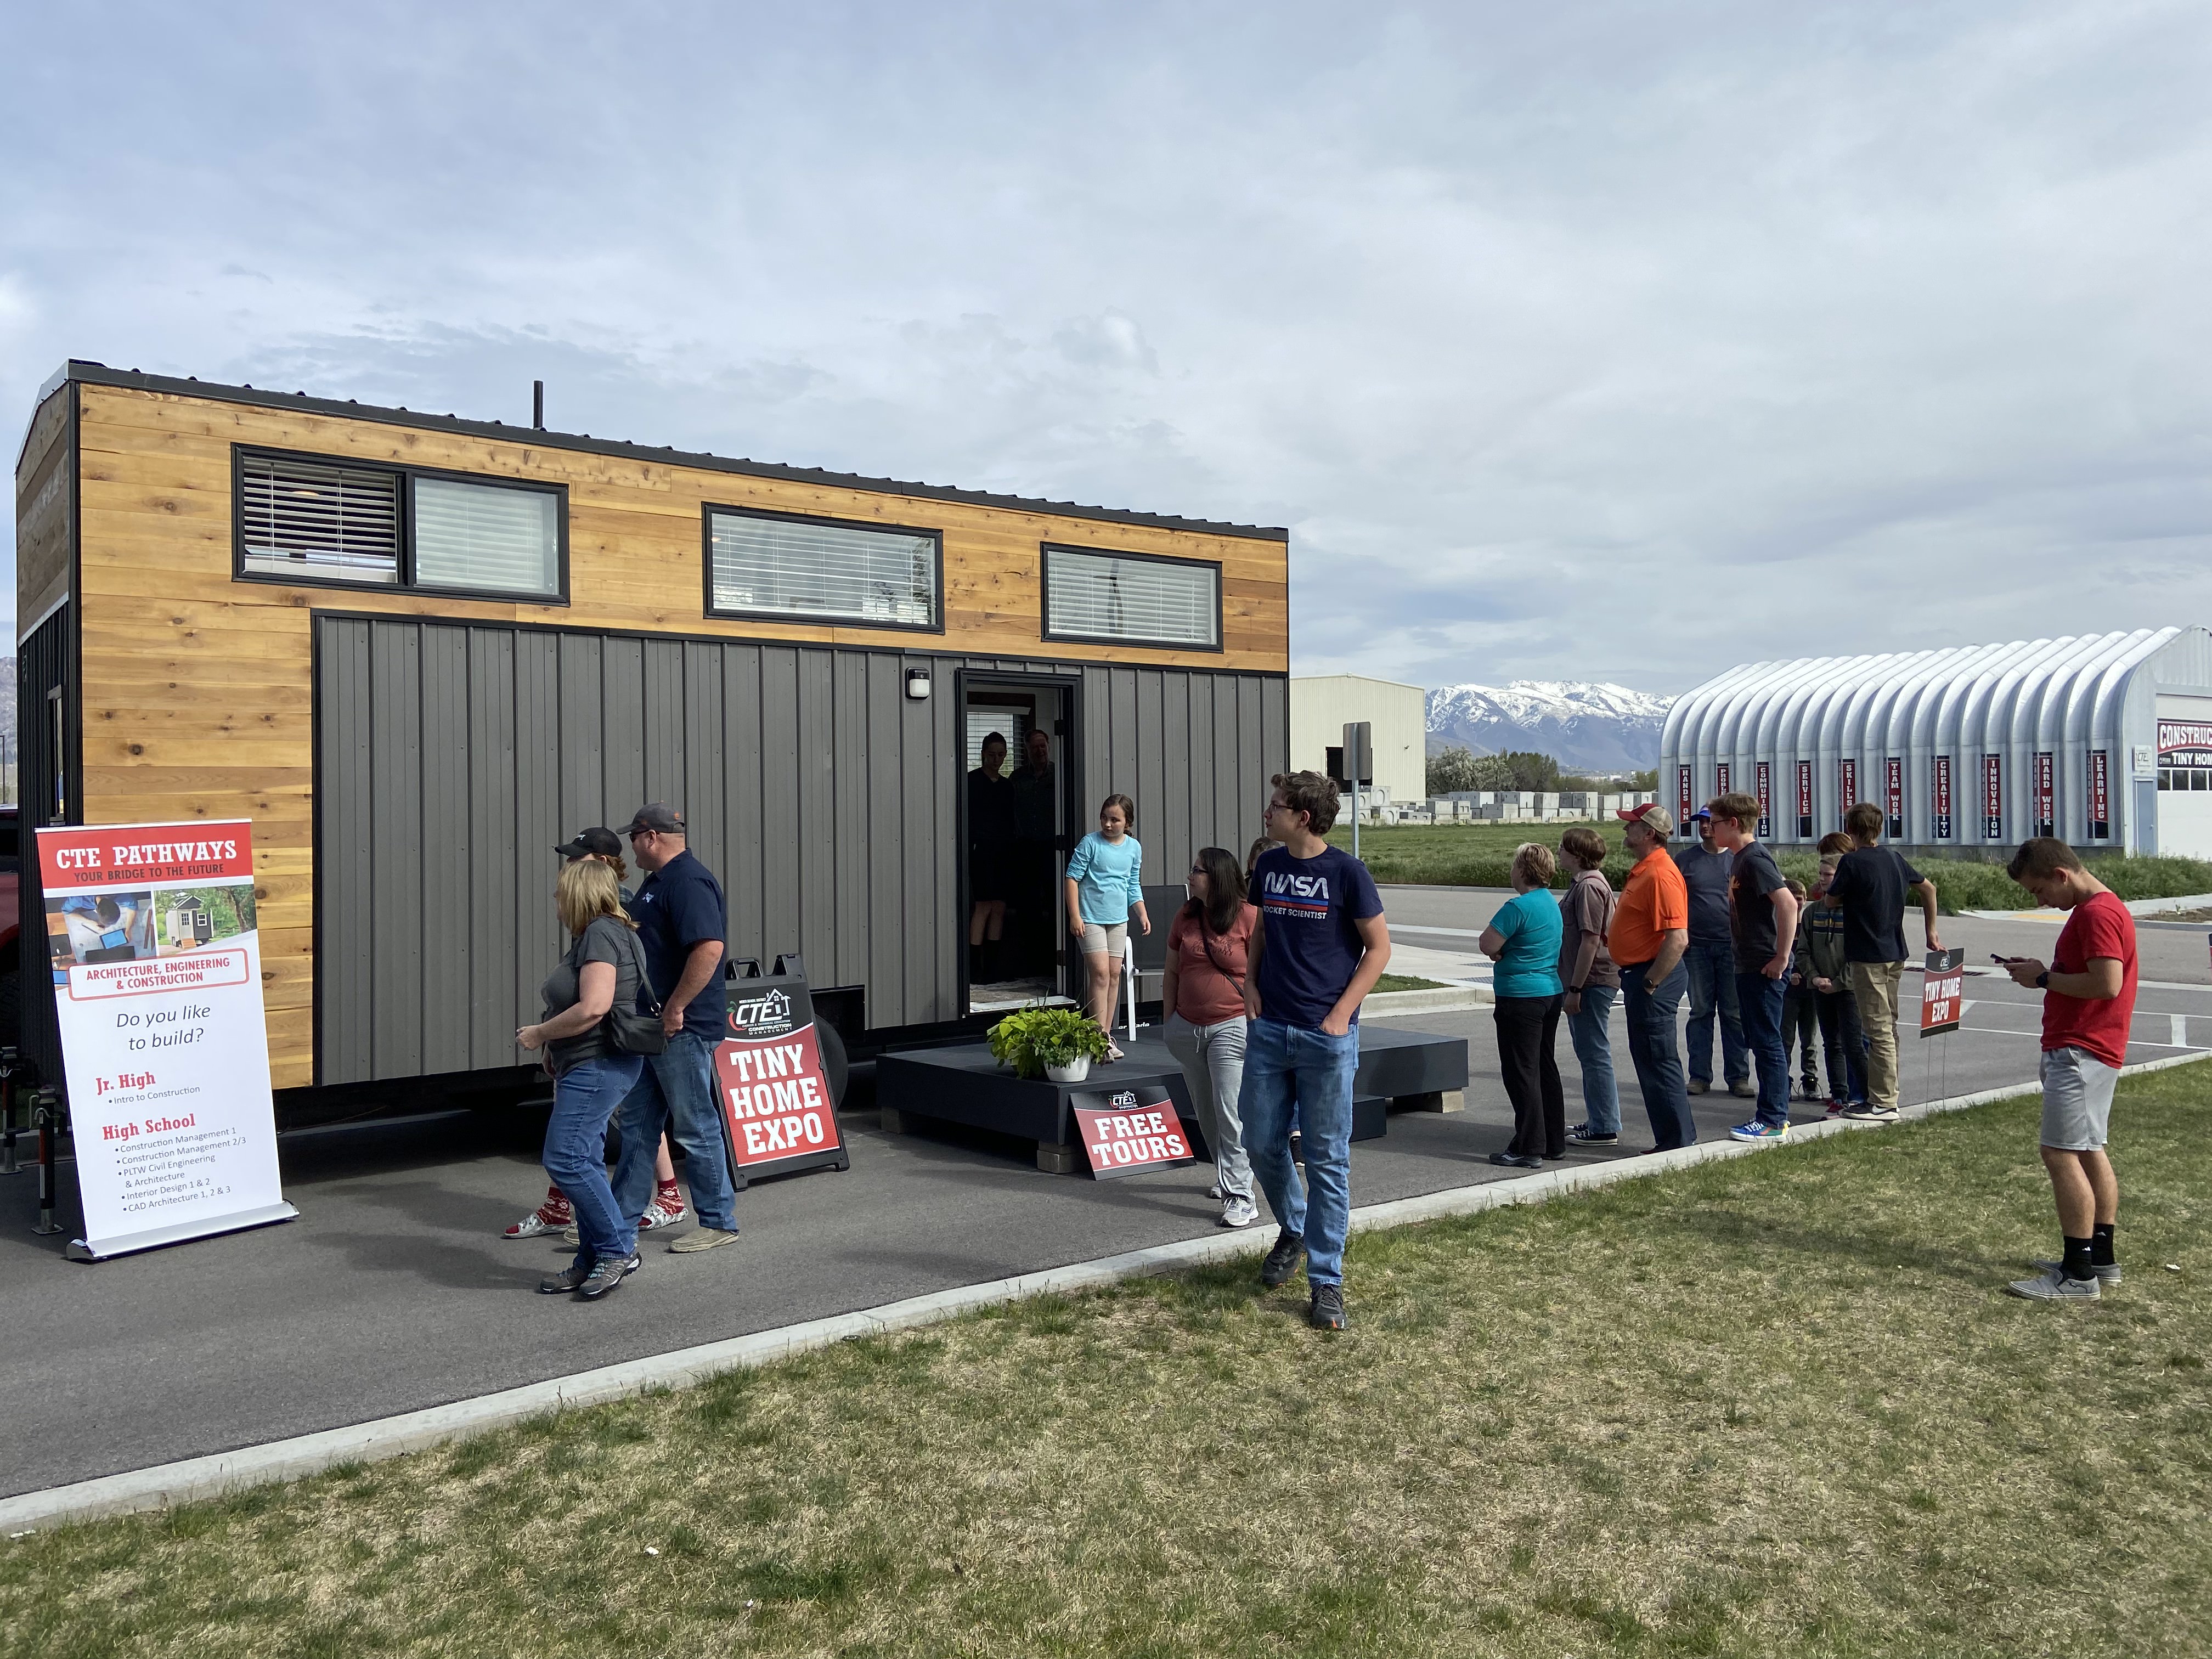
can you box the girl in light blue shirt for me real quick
[1065,793,1151,1058]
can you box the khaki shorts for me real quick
[2040,1046,2119,1151]
[1079,921,1128,959]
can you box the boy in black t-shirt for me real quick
[1823,802,1942,1122]
[1706,793,1799,1142]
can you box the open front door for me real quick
[959,678,1079,1015]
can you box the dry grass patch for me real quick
[5,1065,2210,1657]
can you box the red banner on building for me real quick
[1716,761,1731,795]
[1071,1083,1195,1180]
[2088,750,2111,840]
[1885,757,1904,839]
[2033,751,2055,837]
[37,826,253,890]
[1795,758,1813,838]
[1839,758,1858,820]
[1982,754,2002,841]
[1932,755,1954,840]
[1755,760,1771,837]
[1920,949,1966,1037]
[1676,764,1693,834]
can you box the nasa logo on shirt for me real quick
[1264,870,1329,899]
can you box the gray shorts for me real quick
[2039,1046,2119,1150]
[1079,920,1128,959]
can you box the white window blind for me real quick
[1045,548,1218,647]
[708,510,936,627]
[239,454,400,583]
[413,477,561,596]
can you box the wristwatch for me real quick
[2035,971,2049,989]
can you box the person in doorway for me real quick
[1480,843,1566,1168]
[1065,794,1150,1060]
[505,828,687,1242]
[1795,845,1868,1114]
[1675,806,1752,1099]
[1609,804,1696,1152]
[1704,793,1799,1143]
[1007,726,1059,980]
[611,804,744,1256]
[1557,826,1623,1147]
[967,732,1015,985]
[1824,802,1942,1123]
[1780,877,1822,1099]
[1163,847,1260,1229]
[1243,771,1391,1331]
[1998,838,2138,1300]
[518,859,648,1301]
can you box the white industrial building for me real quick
[1660,628,2212,859]
[1289,674,1427,807]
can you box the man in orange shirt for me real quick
[1609,803,1696,1150]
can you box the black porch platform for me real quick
[876,1025,1469,1173]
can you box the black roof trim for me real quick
[48,360,1290,543]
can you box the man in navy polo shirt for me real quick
[1241,770,1391,1331]
[612,803,742,1255]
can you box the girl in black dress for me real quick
[967,732,1015,981]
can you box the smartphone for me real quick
[1990,953,2015,966]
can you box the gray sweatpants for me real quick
[1165,1012,1251,1202]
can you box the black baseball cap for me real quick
[619,802,686,837]
[555,827,624,860]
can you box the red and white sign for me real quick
[1071,1083,1195,1180]
[37,819,291,1261]
[1982,754,2003,841]
[1885,756,1905,838]
[1676,764,1693,834]
[2089,749,2111,839]
[1932,755,1954,840]
[1795,758,1813,838]
[2033,751,2055,838]
[1716,761,1731,795]
[1839,758,1858,819]
[1754,760,1771,837]
[2158,719,2212,766]
[1920,949,1966,1038]
[715,1006,845,1174]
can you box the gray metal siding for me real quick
[314,615,1285,1085]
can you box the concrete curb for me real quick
[7,1048,2205,1537]
[1965,891,2212,922]
[1361,985,1492,1015]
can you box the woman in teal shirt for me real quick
[1064,793,1151,1059]
[1479,843,1566,1167]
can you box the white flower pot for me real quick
[1043,1056,1092,1083]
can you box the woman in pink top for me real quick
[1163,846,1260,1229]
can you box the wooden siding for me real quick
[66,383,1289,1089]
[14,387,73,631]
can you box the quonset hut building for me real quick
[1658,627,2212,861]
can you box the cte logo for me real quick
[730,988,792,1031]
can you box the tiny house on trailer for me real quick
[14,362,1289,1120]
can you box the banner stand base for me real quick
[65,1202,301,1263]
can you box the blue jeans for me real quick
[1815,988,1868,1104]
[1239,1018,1359,1288]
[612,1032,739,1232]
[1620,960,1696,1151]
[1734,970,1792,1130]
[543,1053,646,1268]
[1683,941,1748,1087]
[1567,985,1621,1136]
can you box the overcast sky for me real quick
[6,2,2209,693]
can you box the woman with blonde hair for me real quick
[520,857,653,1301]
[1479,842,1567,1168]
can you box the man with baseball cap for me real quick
[611,802,743,1254]
[1609,803,1697,1151]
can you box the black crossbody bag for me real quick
[603,927,669,1056]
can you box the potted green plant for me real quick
[988,1007,1113,1082]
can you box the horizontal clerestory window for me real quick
[1041,544,1221,650]
[705,505,941,630]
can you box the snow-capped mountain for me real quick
[1426,681,1675,774]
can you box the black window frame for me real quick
[701,501,946,635]
[231,443,571,606]
[1039,541,1224,653]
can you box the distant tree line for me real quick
[1425,747,1660,797]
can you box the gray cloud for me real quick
[5,2,2209,692]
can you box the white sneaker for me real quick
[1205,1183,1223,1201]
[1219,1196,1259,1229]
[2005,1266,2100,1301]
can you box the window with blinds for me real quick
[238,453,401,583]
[235,448,565,599]
[707,507,940,629]
[413,477,560,596]
[1042,546,1220,649]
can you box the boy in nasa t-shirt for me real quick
[1241,770,1391,1331]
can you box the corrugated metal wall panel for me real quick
[314,617,1286,1082]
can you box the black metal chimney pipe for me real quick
[532,380,544,430]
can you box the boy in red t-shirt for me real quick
[1996,838,2138,1301]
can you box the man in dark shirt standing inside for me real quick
[1705,793,1798,1143]
[1824,802,1941,1123]
[1242,770,1391,1332]
[612,803,742,1255]
[1674,808,1752,1099]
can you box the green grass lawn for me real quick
[1372,973,1451,993]
[8,1064,2211,1657]
[1330,822,2212,914]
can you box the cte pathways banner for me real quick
[1071,1084,1196,1180]
[713,970,848,1182]
[1920,949,1967,1039]
[37,820,294,1261]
